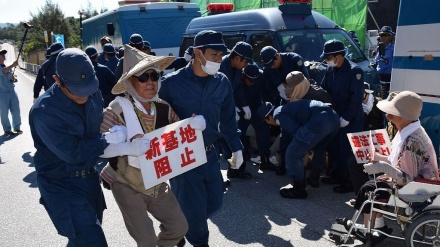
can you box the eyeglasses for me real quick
[134,71,160,82]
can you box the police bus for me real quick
[82,0,200,56]
[179,0,380,90]
[390,0,440,159]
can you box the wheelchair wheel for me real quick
[405,213,440,247]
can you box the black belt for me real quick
[71,167,96,178]
[205,144,215,152]
[41,167,96,179]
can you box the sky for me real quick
[0,0,120,23]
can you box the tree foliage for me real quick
[0,0,103,61]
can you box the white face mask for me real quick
[327,57,338,67]
[199,52,221,75]
[184,53,192,62]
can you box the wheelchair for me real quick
[329,178,440,247]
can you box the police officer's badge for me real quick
[297,60,303,66]
[356,74,361,80]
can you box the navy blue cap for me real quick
[49,42,64,56]
[142,41,151,50]
[194,30,228,53]
[56,48,99,97]
[379,26,393,35]
[129,33,143,45]
[232,41,253,63]
[257,102,275,119]
[185,46,193,56]
[84,45,98,58]
[117,46,124,58]
[320,39,345,59]
[103,43,115,54]
[260,46,277,69]
[242,64,260,80]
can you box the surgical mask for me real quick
[199,52,221,75]
[184,53,192,62]
[327,58,338,67]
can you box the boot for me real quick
[259,155,277,171]
[279,180,308,199]
[307,168,321,188]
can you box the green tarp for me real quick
[190,0,367,48]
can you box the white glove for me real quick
[230,150,244,169]
[100,138,150,158]
[242,106,251,120]
[190,115,206,131]
[104,125,127,144]
[277,84,289,100]
[235,107,240,121]
[339,117,349,128]
[363,161,404,183]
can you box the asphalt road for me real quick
[0,44,400,247]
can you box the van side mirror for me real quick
[107,23,115,36]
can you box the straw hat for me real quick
[377,91,422,121]
[111,45,174,94]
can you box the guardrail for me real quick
[23,62,40,75]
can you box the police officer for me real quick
[319,39,364,193]
[260,99,339,199]
[103,43,119,74]
[166,46,193,72]
[237,64,277,174]
[159,30,243,247]
[33,48,51,102]
[98,36,112,65]
[375,26,395,97]
[115,33,145,82]
[85,45,116,107]
[142,41,156,56]
[38,42,64,90]
[30,48,147,246]
[260,45,310,104]
[219,41,258,178]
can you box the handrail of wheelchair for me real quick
[414,177,440,185]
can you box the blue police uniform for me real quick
[30,85,109,246]
[159,63,242,246]
[33,67,49,99]
[39,56,57,89]
[274,100,339,182]
[92,61,116,107]
[104,56,119,74]
[219,55,247,107]
[97,51,107,65]
[114,57,124,83]
[238,68,272,158]
[0,65,21,133]
[375,43,394,77]
[321,58,364,175]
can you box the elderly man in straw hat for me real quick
[159,30,243,247]
[100,45,198,247]
[338,91,440,243]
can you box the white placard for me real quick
[347,129,391,164]
[138,118,207,190]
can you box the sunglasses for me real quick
[134,71,160,82]
[379,34,390,37]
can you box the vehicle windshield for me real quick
[277,29,366,63]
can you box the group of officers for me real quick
[29,25,394,247]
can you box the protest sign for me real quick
[347,129,391,163]
[138,118,207,189]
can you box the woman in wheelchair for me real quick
[340,91,440,243]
